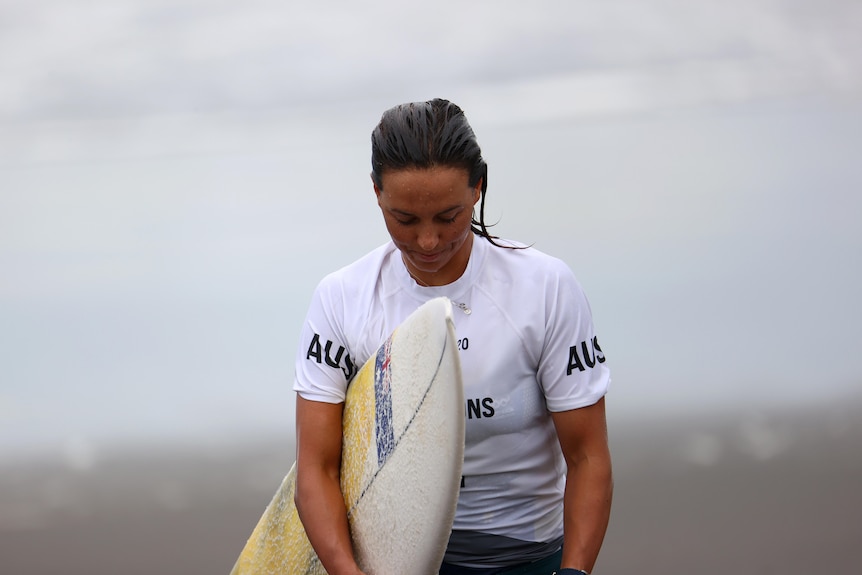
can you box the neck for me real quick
[406,268,432,287]
[403,258,445,287]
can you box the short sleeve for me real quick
[293,277,359,404]
[537,263,610,412]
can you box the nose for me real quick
[417,224,440,252]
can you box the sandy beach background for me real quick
[2,395,860,575]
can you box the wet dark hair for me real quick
[370,98,508,246]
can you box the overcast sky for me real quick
[2,0,861,460]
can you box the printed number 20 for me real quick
[457,338,469,350]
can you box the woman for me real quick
[293,98,612,575]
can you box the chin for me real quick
[409,260,445,274]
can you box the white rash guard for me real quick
[294,236,610,569]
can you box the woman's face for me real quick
[374,166,481,286]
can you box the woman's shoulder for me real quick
[305,242,396,341]
[483,238,574,277]
[317,242,396,290]
[477,238,587,308]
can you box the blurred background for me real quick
[1,0,860,573]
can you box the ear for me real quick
[472,178,482,205]
[371,173,383,202]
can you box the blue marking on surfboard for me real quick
[346,323,452,517]
[374,336,395,467]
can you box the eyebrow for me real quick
[390,205,463,217]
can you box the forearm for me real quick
[559,451,613,572]
[294,396,364,575]
[295,469,364,575]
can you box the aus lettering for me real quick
[566,336,606,375]
[465,397,495,419]
[306,333,357,380]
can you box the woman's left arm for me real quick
[550,396,613,573]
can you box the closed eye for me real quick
[390,207,462,225]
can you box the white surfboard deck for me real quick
[231,297,465,575]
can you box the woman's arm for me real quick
[550,396,613,573]
[294,394,366,575]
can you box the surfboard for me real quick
[230,297,465,575]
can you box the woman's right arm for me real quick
[294,394,366,575]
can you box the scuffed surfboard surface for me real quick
[231,297,464,575]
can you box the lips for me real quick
[413,251,443,263]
